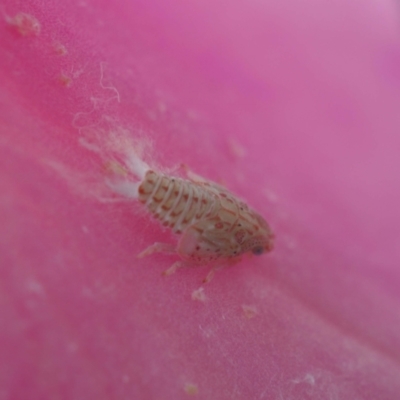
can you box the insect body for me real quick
[137,169,274,280]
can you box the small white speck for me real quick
[304,374,315,386]
[292,373,315,386]
[198,325,213,338]
[191,287,206,302]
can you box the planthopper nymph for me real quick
[135,167,274,282]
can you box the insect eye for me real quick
[252,246,264,256]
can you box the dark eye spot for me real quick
[252,246,264,256]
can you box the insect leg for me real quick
[162,261,184,276]
[137,242,176,258]
[202,265,223,284]
[202,258,241,283]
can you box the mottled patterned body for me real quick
[138,170,274,265]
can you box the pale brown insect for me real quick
[137,168,274,282]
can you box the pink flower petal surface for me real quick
[1,0,400,399]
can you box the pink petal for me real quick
[1,0,400,398]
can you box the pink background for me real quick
[1,0,400,399]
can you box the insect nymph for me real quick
[137,168,274,282]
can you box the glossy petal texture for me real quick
[1,0,400,399]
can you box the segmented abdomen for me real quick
[138,170,218,233]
